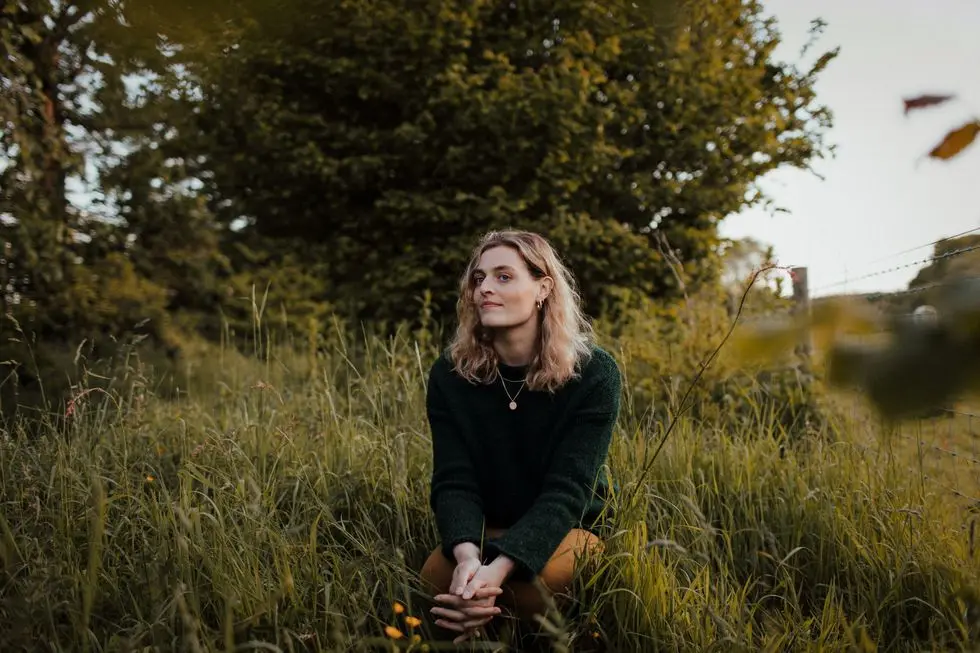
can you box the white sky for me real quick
[721,0,980,298]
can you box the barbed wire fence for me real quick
[787,226,980,507]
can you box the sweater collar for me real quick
[497,360,529,379]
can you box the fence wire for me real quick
[845,407,980,506]
[814,243,980,293]
[866,225,980,264]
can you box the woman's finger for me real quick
[433,618,466,633]
[465,596,495,610]
[430,606,467,622]
[449,568,464,595]
[469,585,503,601]
[460,605,501,618]
[436,616,492,637]
[434,586,501,604]
[432,601,500,619]
[453,624,490,645]
[433,603,500,619]
[461,578,487,601]
[433,594,466,608]
[450,561,479,595]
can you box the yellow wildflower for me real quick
[404,616,421,628]
[393,601,405,615]
[384,626,404,639]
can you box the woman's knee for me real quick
[500,529,603,621]
[538,528,603,592]
[420,547,455,595]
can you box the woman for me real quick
[419,230,622,642]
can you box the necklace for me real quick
[499,373,526,410]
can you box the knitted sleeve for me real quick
[491,349,621,579]
[426,357,486,560]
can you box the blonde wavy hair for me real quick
[447,230,595,392]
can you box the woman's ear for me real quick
[538,276,555,302]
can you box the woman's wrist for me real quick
[453,541,481,562]
[488,553,516,578]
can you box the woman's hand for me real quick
[432,555,516,643]
[431,585,503,642]
[430,542,498,640]
[449,557,482,596]
[459,555,514,600]
[449,542,482,595]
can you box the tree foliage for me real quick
[185,0,835,323]
[0,0,232,412]
[0,0,841,413]
[1,0,95,335]
[0,0,213,343]
[908,235,980,295]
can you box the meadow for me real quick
[2,298,980,653]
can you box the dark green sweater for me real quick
[425,344,622,580]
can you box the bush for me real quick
[596,289,829,442]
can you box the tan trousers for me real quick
[419,527,601,622]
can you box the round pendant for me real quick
[509,401,517,410]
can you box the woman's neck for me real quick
[493,325,538,367]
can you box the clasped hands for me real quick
[430,542,515,644]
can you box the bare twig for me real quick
[622,262,790,506]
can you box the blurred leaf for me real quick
[729,297,883,367]
[809,298,882,348]
[825,340,878,389]
[820,276,980,421]
[935,276,980,338]
[927,120,980,160]
[730,317,805,366]
[857,322,980,421]
[903,93,956,115]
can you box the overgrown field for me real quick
[2,310,980,652]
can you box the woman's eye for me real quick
[498,274,511,282]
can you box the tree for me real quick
[721,237,780,292]
[182,0,836,324]
[0,1,232,341]
[909,235,980,289]
[0,0,96,335]
[718,236,790,316]
[0,0,235,414]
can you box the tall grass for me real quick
[1,312,980,652]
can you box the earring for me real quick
[536,299,543,310]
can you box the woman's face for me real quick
[471,245,543,329]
